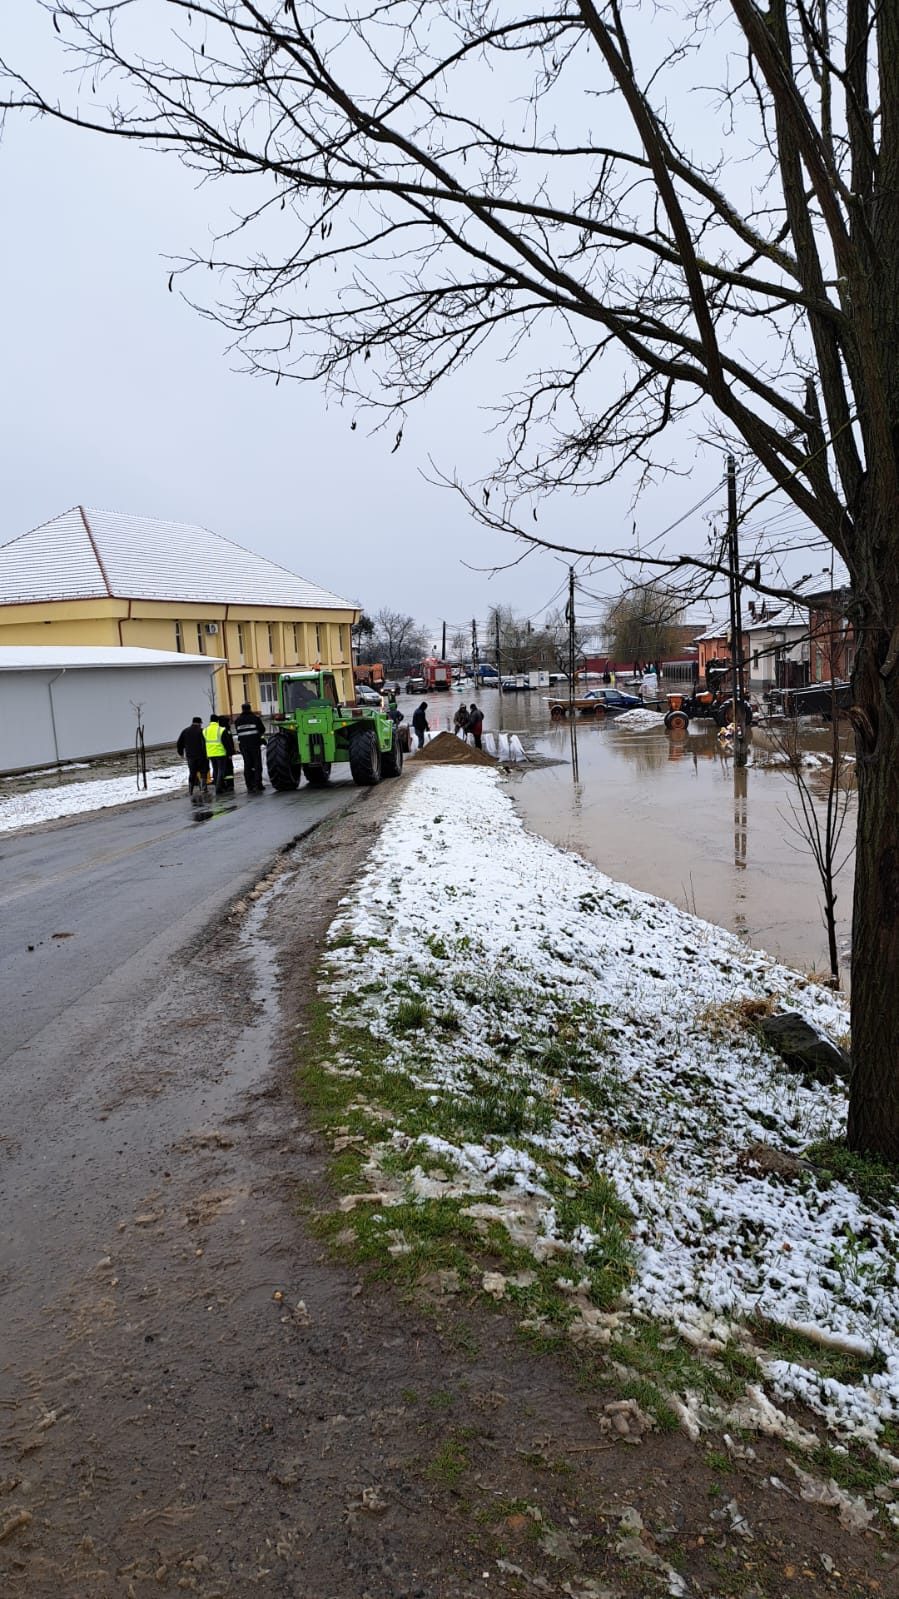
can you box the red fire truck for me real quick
[420,657,453,691]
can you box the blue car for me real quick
[584,688,642,710]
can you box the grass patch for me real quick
[750,1314,886,1384]
[547,1167,634,1308]
[788,1435,897,1499]
[700,993,776,1040]
[390,996,430,1033]
[610,1318,758,1409]
[427,1434,471,1489]
[803,1137,899,1211]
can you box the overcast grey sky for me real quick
[2,6,753,632]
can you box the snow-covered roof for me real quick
[692,616,729,643]
[743,602,806,633]
[0,506,355,611]
[795,556,852,602]
[0,646,224,671]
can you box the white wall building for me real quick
[0,646,224,774]
[744,603,809,692]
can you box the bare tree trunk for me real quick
[848,581,899,1156]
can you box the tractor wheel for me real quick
[266,731,301,791]
[349,727,383,786]
[382,729,404,778]
[665,709,689,731]
[302,763,331,786]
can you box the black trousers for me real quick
[239,738,263,790]
[210,755,227,793]
[187,758,209,794]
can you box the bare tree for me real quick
[766,706,855,986]
[4,3,897,1152]
[372,608,428,674]
[449,628,468,665]
[536,607,589,680]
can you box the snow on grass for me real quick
[318,766,899,1450]
[0,763,192,832]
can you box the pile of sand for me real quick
[414,731,497,767]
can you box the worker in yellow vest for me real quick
[204,716,227,795]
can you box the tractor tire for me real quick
[302,764,331,786]
[382,729,404,778]
[665,709,689,731]
[349,727,383,786]
[266,731,302,791]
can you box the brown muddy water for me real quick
[402,688,855,982]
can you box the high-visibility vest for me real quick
[204,720,225,758]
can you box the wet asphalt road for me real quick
[0,776,358,1069]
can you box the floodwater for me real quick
[400,687,855,981]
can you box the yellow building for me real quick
[0,505,359,714]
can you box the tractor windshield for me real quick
[282,678,323,713]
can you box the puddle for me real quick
[192,802,239,822]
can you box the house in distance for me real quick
[0,505,359,713]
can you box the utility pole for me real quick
[441,619,446,659]
[567,566,580,782]
[727,455,748,765]
[495,612,503,697]
[471,618,479,683]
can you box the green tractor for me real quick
[264,670,404,791]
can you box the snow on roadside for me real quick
[612,707,665,729]
[320,766,899,1447]
[0,763,191,833]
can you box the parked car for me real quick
[355,683,383,707]
[585,688,642,710]
[405,676,425,693]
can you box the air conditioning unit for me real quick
[205,623,219,635]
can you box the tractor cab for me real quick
[279,671,340,715]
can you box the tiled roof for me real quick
[0,646,222,670]
[0,506,355,611]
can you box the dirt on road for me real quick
[0,782,893,1598]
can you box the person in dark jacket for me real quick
[467,703,484,750]
[412,702,429,750]
[177,716,209,800]
[234,702,267,792]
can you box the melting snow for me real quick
[320,766,899,1445]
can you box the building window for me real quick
[292,623,299,658]
[267,623,275,662]
[242,674,250,704]
[237,623,245,664]
[315,624,322,659]
[258,673,278,714]
[196,623,205,654]
[174,621,183,653]
[753,651,759,669]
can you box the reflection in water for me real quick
[442,689,856,977]
[733,764,748,872]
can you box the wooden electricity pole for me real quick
[727,455,748,765]
[567,566,580,782]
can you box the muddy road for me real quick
[0,783,890,1597]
